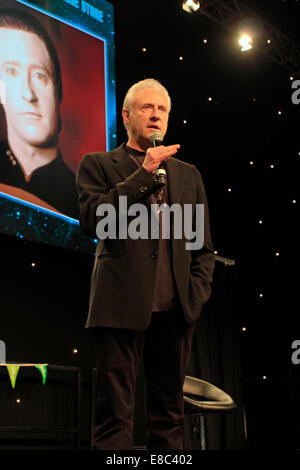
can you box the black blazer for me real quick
[76,143,215,329]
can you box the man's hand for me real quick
[142,144,180,174]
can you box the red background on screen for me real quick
[53,24,107,173]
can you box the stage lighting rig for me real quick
[193,0,300,76]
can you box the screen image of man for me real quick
[76,78,215,450]
[0,8,79,219]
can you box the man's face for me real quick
[123,88,169,148]
[0,28,59,147]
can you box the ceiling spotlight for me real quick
[239,34,253,52]
[182,0,200,13]
[238,17,261,50]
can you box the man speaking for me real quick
[76,78,215,450]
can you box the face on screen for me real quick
[0,28,59,148]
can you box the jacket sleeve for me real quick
[189,165,215,308]
[76,152,158,237]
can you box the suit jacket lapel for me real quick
[111,144,139,181]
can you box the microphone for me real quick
[150,131,167,187]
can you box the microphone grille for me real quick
[150,131,163,147]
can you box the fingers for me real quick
[156,144,180,161]
[165,144,180,160]
[142,144,180,173]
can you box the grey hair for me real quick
[122,78,171,134]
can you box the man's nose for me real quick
[150,107,160,120]
[21,73,37,102]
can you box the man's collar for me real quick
[125,144,146,157]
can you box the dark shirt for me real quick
[0,141,79,219]
[125,145,176,312]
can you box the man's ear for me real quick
[0,80,6,105]
[122,108,130,124]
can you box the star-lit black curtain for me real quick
[184,259,246,450]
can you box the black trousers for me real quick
[90,307,196,450]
